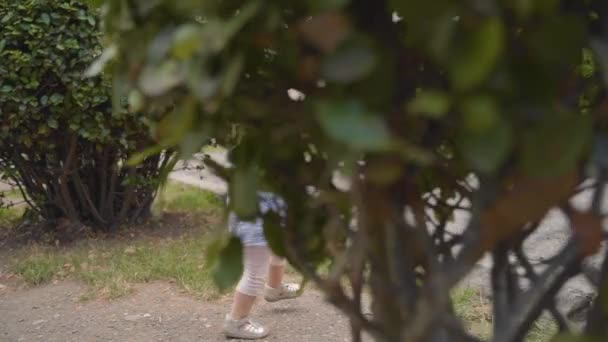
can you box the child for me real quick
[223,192,301,339]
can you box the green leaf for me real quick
[230,166,259,219]
[221,54,244,96]
[316,100,391,151]
[127,90,144,112]
[263,213,287,257]
[521,113,591,177]
[157,153,179,189]
[528,15,585,67]
[179,131,208,158]
[222,1,261,39]
[172,24,202,59]
[307,0,349,12]
[47,118,59,129]
[49,93,64,104]
[450,17,504,91]
[389,0,455,43]
[126,144,166,166]
[458,96,512,173]
[84,44,117,77]
[212,236,243,291]
[205,232,229,271]
[581,48,596,79]
[83,0,105,9]
[408,90,451,119]
[461,96,500,132]
[1,13,12,23]
[321,39,376,83]
[138,61,183,96]
[151,100,196,150]
[40,13,50,25]
[508,0,559,18]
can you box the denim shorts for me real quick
[227,192,286,247]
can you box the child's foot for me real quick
[264,283,301,303]
[223,314,269,340]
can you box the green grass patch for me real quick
[453,287,492,340]
[154,181,223,213]
[11,230,221,300]
[0,205,25,226]
[9,182,226,300]
[0,188,26,227]
[452,287,558,341]
[13,253,66,285]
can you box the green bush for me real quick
[99,0,608,340]
[0,0,173,230]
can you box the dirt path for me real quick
[0,281,363,342]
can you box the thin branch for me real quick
[513,246,570,332]
[492,242,512,334]
[584,169,608,338]
[58,135,79,220]
[73,171,108,225]
[494,239,580,342]
[591,169,607,215]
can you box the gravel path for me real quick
[0,281,365,342]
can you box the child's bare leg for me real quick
[230,291,257,320]
[267,254,286,289]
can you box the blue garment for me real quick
[227,192,286,247]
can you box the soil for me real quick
[0,281,362,342]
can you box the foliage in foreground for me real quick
[0,0,174,231]
[96,0,608,341]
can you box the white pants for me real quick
[236,246,285,297]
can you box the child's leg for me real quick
[229,246,270,319]
[267,254,286,289]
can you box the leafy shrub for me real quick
[0,0,173,230]
[101,0,608,341]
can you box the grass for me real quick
[13,234,219,300]
[0,188,26,226]
[452,287,558,342]
[0,206,25,226]
[453,287,493,340]
[8,181,226,300]
[153,180,223,213]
